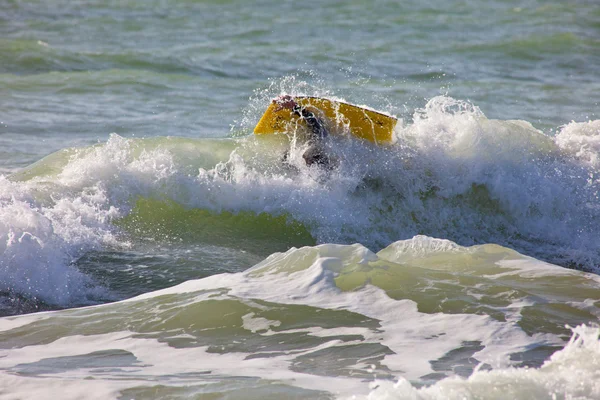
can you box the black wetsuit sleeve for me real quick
[292,106,328,140]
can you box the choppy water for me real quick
[1,0,600,399]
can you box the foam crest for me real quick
[378,235,463,258]
[387,97,600,267]
[1,134,254,307]
[0,134,185,307]
[405,96,557,162]
[555,119,600,169]
[0,178,105,306]
[57,134,179,202]
[359,325,600,400]
[396,96,559,203]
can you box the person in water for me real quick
[272,95,331,168]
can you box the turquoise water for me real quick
[1,1,600,398]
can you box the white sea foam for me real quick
[0,239,597,399]
[555,119,600,169]
[2,96,600,305]
[355,324,600,400]
[0,177,112,305]
[130,241,564,380]
[0,330,368,399]
[0,135,184,305]
[241,312,281,333]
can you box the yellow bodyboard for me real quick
[253,96,397,144]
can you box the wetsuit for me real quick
[292,105,331,167]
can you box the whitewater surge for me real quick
[0,176,113,307]
[1,96,600,309]
[0,237,599,399]
[359,325,600,400]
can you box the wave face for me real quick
[1,96,600,310]
[0,238,599,399]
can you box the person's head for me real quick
[273,95,297,111]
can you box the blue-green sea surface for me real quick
[1,1,600,399]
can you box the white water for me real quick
[1,96,599,307]
[0,238,598,398]
[359,324,600,400]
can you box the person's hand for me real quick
[272,95,297,112]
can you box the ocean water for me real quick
[1,0,600,398]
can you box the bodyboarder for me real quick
[272,95,332,168]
